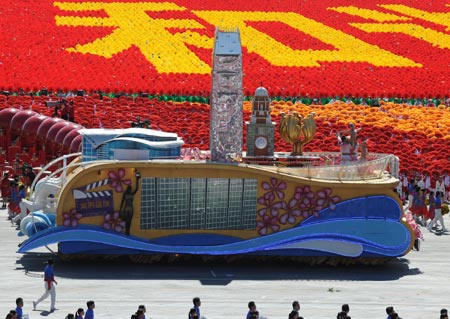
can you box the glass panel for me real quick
[190,178,206,229]
[206,178,229,229]
[242,179,258,229]
[140,177,156,229]
[227,179,243,229]
[157,178,190,229]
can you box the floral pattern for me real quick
[62,208,82,227]
[103,211,126,233]
[108,168,131,193]
[256,178,341,235]
[261,178,287,200]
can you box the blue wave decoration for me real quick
[18,195,412,258]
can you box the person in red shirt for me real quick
[13,154,23,176]
[60,100,69,120]
[20,148,30,165]
[68,100,75,122]
[30,153,41,168]
[8,141,21,164]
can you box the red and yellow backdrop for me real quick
[1,0,450,97]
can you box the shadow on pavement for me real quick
[16,252,423,286]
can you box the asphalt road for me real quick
[0,207,449,319]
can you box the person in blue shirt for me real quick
[15,297,24,319]
[189,297,201,319]
[85,300,95,319]
[386,306,394,319]
[33,259,57,312]
[75,307,85,319]
[247,301,257,319]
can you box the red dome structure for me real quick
[45,121,70,157]
[54,123,82,155]
[62,129,81,154]
[20,114,48,149]
[36,118,63,150]
[0,108,20,140]
[10,110,37,142]
[69,135,82,153]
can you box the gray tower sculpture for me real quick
[246,87,275,157]
[210,27,243,162]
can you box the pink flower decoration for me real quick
[299,196,322,218]
[103,211,126,233]
[63,208,82,227]
[261,178,287,200]
[316,188,341,210]
[257,196,287,217]
[108,168,132,193]
[279,198,301,224]
[257,211,281,235]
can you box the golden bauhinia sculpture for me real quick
[279,112,316,156]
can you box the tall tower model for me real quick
[210,27,243,162]
[246,87,275,157]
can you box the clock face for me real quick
[255,136,268,149]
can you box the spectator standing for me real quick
[426,191,436,225]
[68,101,75,122]
[386,306,395,319]
[75,308,84,319]
[33,259,57,312]
[428,192,448,232]
[436,176,446,197]
[341,304,350,316]
[292,301,300,313]
[15,297,24,319]
[247,301,257,319]
[137,305,146,319]
[85,300,95,319]
[189,297,201,319]
[189,308,199,319]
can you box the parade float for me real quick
[16,28,415,264]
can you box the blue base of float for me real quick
[18,196,413,258]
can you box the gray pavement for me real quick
[1,206,449,319]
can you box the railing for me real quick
[30,153,82,198]
[275,152,397,181]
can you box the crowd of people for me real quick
[3,294,449,319]
[401,174,450,233]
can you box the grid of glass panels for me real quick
[140,178,156,229]
[81,139,98,162]
[190,178,206,228]
[242,179,258,229]
[140,177,257,230]
[96,144,109,160]
[156,178,190,229]
[206,178,229,229]
[227,179,243,229]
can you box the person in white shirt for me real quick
[435,176,446,195]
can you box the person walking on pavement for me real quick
[33,259,57,312]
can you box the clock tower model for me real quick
[246,87,275,157]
